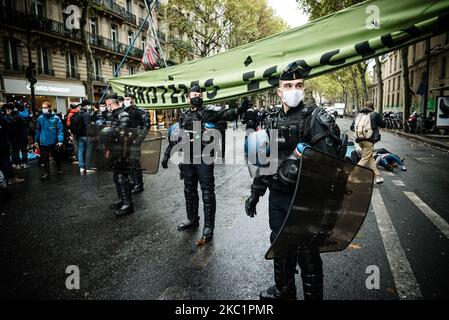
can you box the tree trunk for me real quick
[80,1,94,101]
[357,62,368,104]
[350,66,360,112]
[375,56,384,113]
[401,47,412,119]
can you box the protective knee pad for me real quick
[202,189,216,207]
[116,173,128,185]
[297,247,323,275]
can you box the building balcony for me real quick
[0,6,143,60]
[37,67,55,76]
[139,18,149,30]
[92,0,136,25]
[94,75,105,82]
[4,63,26,73]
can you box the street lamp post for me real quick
[24,0,37,116]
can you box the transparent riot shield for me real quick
[88,124,163,174]
[265,147,374,259]
[140,130,163,174]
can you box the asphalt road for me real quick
[1,118,448,300]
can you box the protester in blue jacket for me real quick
[34,101,64,181]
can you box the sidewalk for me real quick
[382,128,449,152]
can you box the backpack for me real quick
[354,112,373,139]
[71,111,87,137]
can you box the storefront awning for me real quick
[4,79,86,97]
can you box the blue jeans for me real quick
[77,137,93,169]
[379,153,403,167]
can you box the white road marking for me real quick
[392,180,405,187]
[415,158,436,162]
[371,189,422,299]
[403,192,449,239]
[383,172,395,177]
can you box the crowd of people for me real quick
[0,97,128,195]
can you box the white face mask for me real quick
[100,106,106,112]
[281,89,304,108]
[124,100,132,107]
[42,108,49,114]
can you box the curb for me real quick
[382,128,449,152]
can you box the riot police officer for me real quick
[244,62,342,300]
[123,91,150,194]
[102,93,135,217]
[162,85,250,243]
[92,102,110,126]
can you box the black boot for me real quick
[301,273,323,300]
[178,187,199,230]
[115,174,134,217]
[201,227,214,242]
[298,247,323,300]
[111,173,123,209]
[131,167,144,194]
[178,217,200,230]
[260,257,297,300]
[109,200,123,210]
[131,183,144,194]
[200,188,216,242]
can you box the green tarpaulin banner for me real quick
[109,0,449,109]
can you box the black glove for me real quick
[244,108,258,130]
[161,155,169,169]
[237,98,252,116]
[245,192,261,218]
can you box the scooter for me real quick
[408,112,418,133]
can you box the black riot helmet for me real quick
[124,90,135,98]
[280,61,307,81]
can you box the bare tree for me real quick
[356,62,368,105]
[79,0,94,101]
[350,66,360,112]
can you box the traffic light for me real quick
[25,65,37,85]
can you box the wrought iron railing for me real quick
[37,67,55,76]
[92,0,136,25]
[0,6,143,59]
[4,63,26,73]
[66,71,80,80]
[139,18,149,30]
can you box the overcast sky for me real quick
[267,0,309,28]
